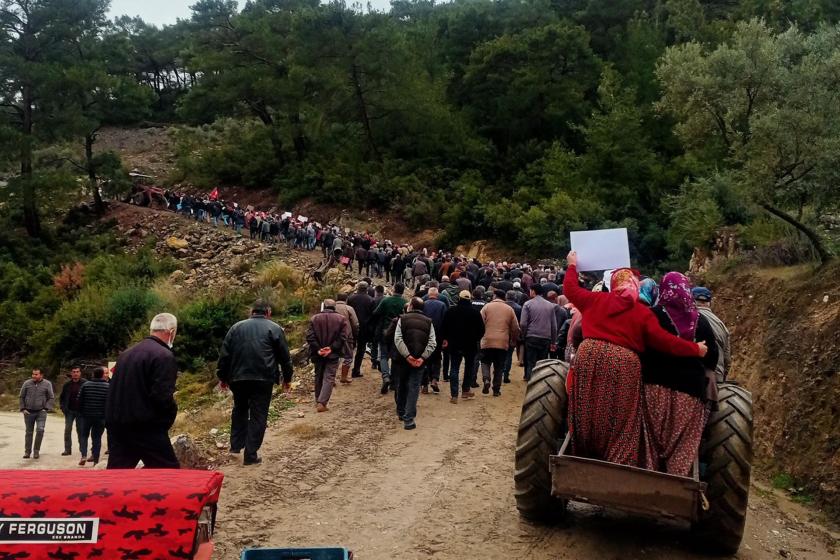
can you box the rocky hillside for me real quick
[709,263,840,519]
[110,202,325,290]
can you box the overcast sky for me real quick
[108,0,394,26]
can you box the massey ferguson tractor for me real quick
[514,359,753,555]
[0,469,224,560]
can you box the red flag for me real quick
[209,187,219,201]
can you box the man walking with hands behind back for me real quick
[19,369,54,459]
[306,299,351,412]
[218,300,295,466]
[106,313,180,469]
[390,297,436,430]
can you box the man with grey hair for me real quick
[218,300,294,465]
[306,299,351,412]
[106,312,180,469]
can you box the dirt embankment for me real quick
[708,264,840,518]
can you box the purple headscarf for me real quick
[658,272,699,340]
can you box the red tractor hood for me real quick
[0,469,224,560]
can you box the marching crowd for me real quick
[20,244,730,477]
[30,184,734,475]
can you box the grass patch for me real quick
[175,370,218,410]
[772,472,795,490]
[771,472,815,505]
[256,261,303,290]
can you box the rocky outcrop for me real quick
[116,206,323,290]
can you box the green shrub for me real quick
[172,120,282,188]
[85,248,178,287]
[175,295,248,372]
[666,176,725,257]
[32,285,160,366]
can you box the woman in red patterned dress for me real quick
[641,272,719,476]
[562,252,708,467]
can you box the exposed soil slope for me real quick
[708,264,840,518]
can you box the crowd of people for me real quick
[20,237,730,477]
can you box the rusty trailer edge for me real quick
[549,453,706,523]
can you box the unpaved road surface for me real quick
[1,366,837,559]
[211,362,839,560]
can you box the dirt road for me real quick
[0,368,836,559]
[211,363,839,560]
[0,411,96,470]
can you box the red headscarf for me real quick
[604,268,641,316]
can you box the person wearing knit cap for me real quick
[692,287,731,382]
[441,290,485,403]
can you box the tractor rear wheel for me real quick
[514,359,569,522]
[693,383,753,555]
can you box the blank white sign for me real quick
[570,228,631,272]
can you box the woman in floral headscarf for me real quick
[641,272,719,476]
[563,253,708,467]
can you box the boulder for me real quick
[171,433,208,469]
[167,236,189,250]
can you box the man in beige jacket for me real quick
[480,290,521,396]
[335,292,360,384]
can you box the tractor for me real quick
[514,359,753,555]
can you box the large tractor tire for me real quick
[514,359,569,522]
[693,383,753,555]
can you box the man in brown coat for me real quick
[306,300,351,412]
[334,293,360,384]
[480,290,521,396]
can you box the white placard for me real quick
[297,215,308,223]
[281,212,292,219]
[570,228,630,272]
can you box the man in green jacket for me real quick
[372,283,407,395]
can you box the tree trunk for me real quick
[86,133,104,214]
[254,110,286,168]
[289,112,307,162]
[351,62,381,162]
[761,203,832,265]
[21,81,40,237]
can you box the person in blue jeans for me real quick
[441,291,485,403]
[77,366,110,466]
[390,298,437,429]
[372,283,407,394]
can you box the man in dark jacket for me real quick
[217,300,294,465]
[59,366,87,457]
[421,287,447,394]
[390,298,436,430]
[504,290,523,384]
[348,282,376,378]
[442,291,485,403]
[77,366,109,466]
[106,313,180,469]
[306,300,351,412]
[372,283,407,395]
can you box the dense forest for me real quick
[1,0,839,268]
